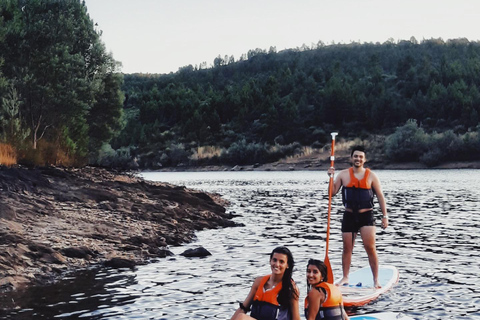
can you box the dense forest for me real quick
[113,38,480,168]
[0,1,479,169]
[0,0,124,166]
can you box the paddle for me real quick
[324,132,338,284]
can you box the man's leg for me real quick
[360,226,380,288]
[337,232,355,286]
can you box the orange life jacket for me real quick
[253,275,282,305]
[342,168,374,210]
[304,282,344,320]
[251,275,284,320]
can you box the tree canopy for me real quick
[0,0,124,166]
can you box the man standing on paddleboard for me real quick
[327,145,388,289]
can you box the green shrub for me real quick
[419,149,443,167]
[267,142,303,162]
[95,144,137,169]
[222,140,267,165]
[461,131,480,160]
[385,119,427,162]
[427,130,462,162]
[219,140,303,165]
[167,143,190,166]
[387,121,480,165]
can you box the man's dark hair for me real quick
[350,145,366,157]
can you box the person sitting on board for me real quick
[230,246,301,320]
[305,259,350,320]
[327,145,388,289]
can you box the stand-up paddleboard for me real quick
[339,265,399,307]
[350,312,415,320]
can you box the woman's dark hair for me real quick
[307,258,328,283]
[270,246,298,306]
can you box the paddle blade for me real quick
[324,255,334,284]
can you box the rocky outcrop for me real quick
[0,166,235,293]
[181,246,212,257]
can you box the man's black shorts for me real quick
[341,209,376,233]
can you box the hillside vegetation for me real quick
[112,38,480,168]
[0,1,479,169]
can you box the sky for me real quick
[83,0,480,75]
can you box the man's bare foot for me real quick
[336,277,349,286]
[374,281,382,289]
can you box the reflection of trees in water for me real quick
[1,268,138,319]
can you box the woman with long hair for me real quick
[231,246,301,320]
[304,259,349,320]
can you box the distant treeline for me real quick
[111,38,480,168]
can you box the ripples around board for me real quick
[1,170,479,320]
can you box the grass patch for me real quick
[190,146,225,160]
[0,143,17,166]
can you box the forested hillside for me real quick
[113,38,480,168]
[1,1,479,169]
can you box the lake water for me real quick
[1,170,479,320]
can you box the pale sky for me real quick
[83,0,480,74]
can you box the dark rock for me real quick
[147,247,173,258]
[0,232,24,245]
[28,243,54,254]
[121,244,140,251]
[98,202,114,210]
[0,167,51,192]
[0,203,16,220]
[40,167,73,179]
[53,193,82,202]
[88,233,107,240]
[191,192,214,202]
[125,235,159,247]
[104,257,136,269]
[61,246,96,259]
[39,252,66,264]
[80,187,118,202]
[180,246,211,257]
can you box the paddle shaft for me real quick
[324,132,338,283]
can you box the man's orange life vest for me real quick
[342,167,374,210]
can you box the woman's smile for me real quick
[306,265,322,285]
[270,253,288,275]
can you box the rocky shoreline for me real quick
[0,166,236,294]
[154,151,480,172]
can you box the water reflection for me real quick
[1,170,479,320]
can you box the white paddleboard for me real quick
[350,312,415,320]
[339,265,399,307]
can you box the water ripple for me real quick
[1,170,479,320]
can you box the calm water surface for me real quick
[1,170,479,320]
